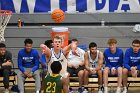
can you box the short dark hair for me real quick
[132,39,140,45]
[51,61,62,74]
[44,40,53,49]
[71,38,78,42]
[89,42,97,49]
[24,38,33,45]
[0,43,6,48]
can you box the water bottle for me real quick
[18,18,22,28]
[91,88,94,93]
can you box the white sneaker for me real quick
[122,89,127,93]
[36,90,40,93]
[116,88,121,93]
[104,88,108,93]
[3,89,9,93]
[98,89,103,93]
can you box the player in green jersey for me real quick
[44,61,69,93]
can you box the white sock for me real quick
[117,87,121,89]
[104,87,108,90]
[123,87,127,90]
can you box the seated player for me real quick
[122,39,140,93]
[44,61,69,93]
[0,43,13,93]
[103,38,123,93]
[17,39,40,93]
[84,42,104,93]
[67,39,85,93]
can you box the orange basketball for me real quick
[51,9,65,23]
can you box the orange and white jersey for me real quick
[48,48,68,77]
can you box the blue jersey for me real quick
[104,48,123,69]
[18,48,40,73]
[124,47,140,70]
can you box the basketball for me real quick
[51,9,65,23]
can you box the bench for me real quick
[69,73,140,90]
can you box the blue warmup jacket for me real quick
[124,47,140,70]
[104,48,123,69]
[18,48,40,73]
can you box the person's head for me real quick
[44,40,53,49]
[132,39,140,53]
[24,38,33,52]
[89,42,97,54]
[71,38,78,47]
[0,43,6,56]
[53,35,62,49]
[51,61,62,74]
[107,38,117,53]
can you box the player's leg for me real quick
[83,69,89,90]
[17,71,26,93]
[97,69,103,93]
[33,70,41,93]
[76,66,84,93]
[67,67,74,92]
[3,69,10,91]
[103,67,110,93]
[116,67,122,93]
[122,68,128,93]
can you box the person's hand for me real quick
[73,65,79,69]
[68,63,73,68]
[72,50,80,57]
[90,68,96,74]
[111,67,116,75]
[96,66,101,71]
[131,67,137,78]
[71,42,77,50]
[28,72,33,78]
[2,60,12,66]
[24,72,29,77]
[40,44,47,54]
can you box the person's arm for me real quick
[2,51,13,66]
[63,42,77,56]
[61,77,69,93]
[96,51,104,71]
[104,52,112,69]
[31,51,40,73]
[115,51,123,69]
[40,44,51,59]
[84,52,90,71]
[79,50,85,66]
[18,51,25,73]
[124,50,131,70]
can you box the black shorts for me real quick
[67,66,85,76]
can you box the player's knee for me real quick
[78,70,84,77]
[123,68,128,74]
[104,67,109,74]
[118,67,123,74]
[97,70,102,76]
[84,70,89,75]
